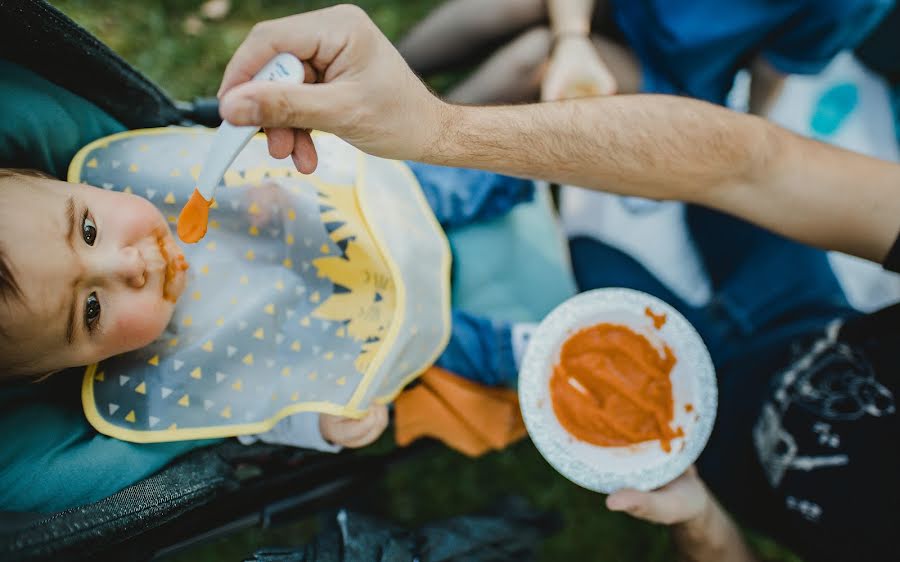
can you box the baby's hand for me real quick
[541,35,617,101]
[319,404,389,448]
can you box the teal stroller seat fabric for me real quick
[0,60,221,513]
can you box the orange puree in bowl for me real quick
[550,323,683,452]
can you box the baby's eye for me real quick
[82,213,97,246]
[84,292,101,330]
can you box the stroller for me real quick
[0,2,575,560]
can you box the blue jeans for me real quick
[408,163,530,386]
[408,162,534,229]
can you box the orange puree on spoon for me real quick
[176,188,213,244]
[550,323,683,452]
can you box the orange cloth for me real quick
[394,367,526,457]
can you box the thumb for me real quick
[220,81,344,133]
[606,489,674,524]
[606,489,650,514]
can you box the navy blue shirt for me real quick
[700,270,900,560]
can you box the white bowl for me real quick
[519,288,717,493]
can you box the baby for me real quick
[0,164,532,452]
[0,168,388,450]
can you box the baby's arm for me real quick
[237,405,388,452]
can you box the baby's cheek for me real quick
[108,300,174,354]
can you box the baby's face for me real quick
[0,177,188,375]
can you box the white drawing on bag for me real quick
[812,422,840,449]
[754,404,849,487]
[770,323,895,421]
[754,321,895,488]
[785,496,823,523]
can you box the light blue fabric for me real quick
[410,162,576,323]
[445,183,576,323]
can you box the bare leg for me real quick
[398,0,545,76]
[748,56,786,116]
[446,27,642,104]
[446,26,552,104]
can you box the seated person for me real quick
[0,159,532,453]
[399,0,892,113]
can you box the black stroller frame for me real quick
[0,2,432,560]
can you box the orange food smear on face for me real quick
[176,188,213,243]
[157,237,189,303]
[645,307,667,329]
[550,323,683,452]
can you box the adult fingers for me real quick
[291,128,318,174]
[220,81,345,133]
[218,5,369,97]
[606,467,703,525]
[265,127,295,159]
[606,488,680,524]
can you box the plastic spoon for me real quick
[176,53,304,243]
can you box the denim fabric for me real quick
[407,162,534,229]
[435,310,518,387]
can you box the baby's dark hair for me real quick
[0,169,50,307]
[0,168,53,377]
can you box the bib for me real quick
[73,128,451,442]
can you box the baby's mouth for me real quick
[157,235,189,302]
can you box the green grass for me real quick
[48,1,802,560]
[50,0,449,100]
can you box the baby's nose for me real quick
[116,246,147,288]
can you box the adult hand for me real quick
[320,404,389,448]
[541,35,617,101]
[218,5,446,173]
[606,465,710,526]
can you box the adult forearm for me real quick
[672,497,759,562]
[548,0,595,36]
[217,6,900,262]
[429,95,766,204]
[427,96,900,262]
